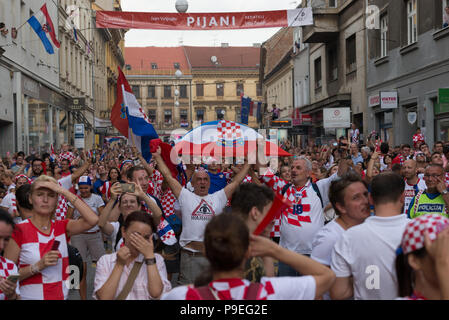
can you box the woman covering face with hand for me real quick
[94,210,171,300]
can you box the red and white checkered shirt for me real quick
[12,219,70,300]
[0,256,20,300]
[150,169,164,200]
[161,189,176,217]
[54,175,73,221]
[163,276,316,300]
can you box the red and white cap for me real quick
[400,214,449,255]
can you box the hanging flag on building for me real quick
[241,95,251,125]
[27,4,60,54]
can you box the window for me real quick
[256,83,262,97]
[151,63,158,69]
[196,83,204,97]
[346,34,356,73]
[216,108,225,120]
[180,109,188,127]
[164,110,172,124]
[196,109,205,122]
[380,14,388,57]
[132,86,140,98]
[164,85,172,98]
[174,62,180,69]
[148,109,156,123]
[443,0,449,28]
[329,0,337,8]
[314,57,322,89]
[236,83,244,96]
[235,106,241,122]
[179,85,187,98]
[216,83,224,97]
[407,0,417,45]
[327,44,338,81]
[148,85,156,98]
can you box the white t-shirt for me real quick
[177,188,227,249]
[0,192,17,218]
[311,220,345,266]
[330,215,409,300]
[161,276,316,300]
[69,193,105,232]
[403,178,427,215]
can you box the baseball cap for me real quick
[398,214,449,255]
[120,160,133,171]
[78,176,92,186]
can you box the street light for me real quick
[175,0,189,13]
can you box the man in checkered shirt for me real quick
[258,156,349,277]
[330,172,410,300]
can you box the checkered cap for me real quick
[400,214,449,255]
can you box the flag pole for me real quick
[121,83,137,149]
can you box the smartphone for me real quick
[51,240,60,251]
[6,274,20,284]
[120,183,135,193]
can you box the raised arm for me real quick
[133,182,162,226]
[224,163,250,199]
[98,182,121,236]
[71,156,92,184]
[250,235,336,299]
[133,146,155,178]
[152,147,182,199]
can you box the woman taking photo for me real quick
[94,210,171,300]
[3,175,99,300]
[162,211,335,300]
[98,182,162,252]
[395,214,449,300]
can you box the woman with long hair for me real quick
[395,214,449,300]
[162,211,335,300]
[3,175,99,300]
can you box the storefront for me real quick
[19,75,71,155]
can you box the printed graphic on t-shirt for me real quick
[191,199,215,221]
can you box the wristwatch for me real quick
[144,258,156,265]
[442,190,449,196]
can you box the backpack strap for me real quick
[194,286,218,300]
[311,182,324,208]
[244,283,263,300]
[281,183,292,196]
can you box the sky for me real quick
[121,0,301,47]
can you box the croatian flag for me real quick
[111,67,158,162]
[50,144,57,162]
[27,4,60,54]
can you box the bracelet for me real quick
[31,263,40,275]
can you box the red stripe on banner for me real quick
[253,194,291,236]
[97,10,294,30]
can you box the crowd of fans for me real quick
[1,130,449,300]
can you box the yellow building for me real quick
[183,45,262,129]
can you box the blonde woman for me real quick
[4,175,99,300]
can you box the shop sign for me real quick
[74,124,85,149]
[368,94,380,107]
[71,98,86,111]
[323,108,350,128]
[380,91,398,109]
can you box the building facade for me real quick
[260,27,295,143]
[299,0,368,144]
[92,0,125,145]
[0,0,72,155]
[124,46,193,142]
[184,45,261,130]
[366,0,449,147]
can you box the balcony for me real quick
[302,8,339,43]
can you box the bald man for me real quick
[402,159,427,215]
[152,147,250,285]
